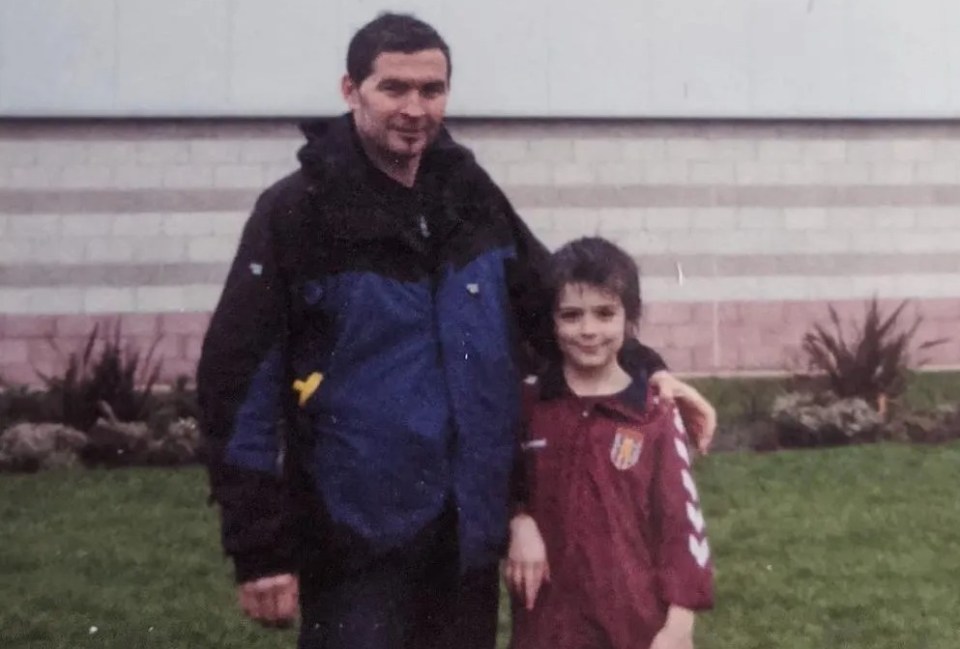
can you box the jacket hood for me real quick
[295,113,476,185]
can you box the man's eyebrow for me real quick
[378,77,447,87]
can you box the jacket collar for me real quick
[294,114,478,242]
[297,114,472,190]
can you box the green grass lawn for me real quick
[3,442,960,648]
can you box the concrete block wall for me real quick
[1,119,959,385]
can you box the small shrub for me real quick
[146,417,201,466]
[38,322,163,432]
[82,402,153,467]
[709,420,779,454]
[800,298,947,417]
[0,423,88,472]
[885,406,960,445]
[82,401,201,468]
[144,375,201,440]
[771,392,884,448]
[0,384,63,431]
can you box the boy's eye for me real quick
[595,308,617,319]
[558,311,581,321]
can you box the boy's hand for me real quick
[503,514,549,611]
[650,371,717,455]
[650,626,693,649]
[238,573,299,627]
[650,606,695,649]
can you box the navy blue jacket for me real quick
[197,115,665,582]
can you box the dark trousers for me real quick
[297,508,500,649]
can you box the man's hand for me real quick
[650,605,695,649]
[238,573,299,627]
[650,371,717,455]
[502,514,549,611]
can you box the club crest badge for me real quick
[610,426,644,470]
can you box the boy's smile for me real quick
[554,283,628,375]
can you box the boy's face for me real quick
[553,283,627,374]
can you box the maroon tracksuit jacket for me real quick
[511,372,714,649]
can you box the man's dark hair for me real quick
[548,237,643,323]
[347,13,452,84]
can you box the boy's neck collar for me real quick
[563,363,632,397]
[538,361,649,412]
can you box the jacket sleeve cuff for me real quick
[232,546,300,584]
[619,338,668,376]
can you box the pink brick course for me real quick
[640,297,960,373]
[1,363,38,386]
[55,314,121,337]
[160,312,212,335]
[0,339,30,365]
[1,315,58,338]
[1,299,958,386]
[644,303,695,325]
[1,312,208,386]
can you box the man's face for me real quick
[342,49,449,162]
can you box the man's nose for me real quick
[401,94,426,118]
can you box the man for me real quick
[197,12,716,649]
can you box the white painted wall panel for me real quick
[2,0,960,118]
[747,0,850,115]
[442,0,553,116]
[647,0,753,116]
[114,0,231,112]
[1,0,116,112]
[229,0,343,112]
[843,0,951,117]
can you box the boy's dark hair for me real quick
[548,237,642,323]
[347,13,452,84]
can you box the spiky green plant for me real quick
[37,322,163,432]
[800,298,947,415]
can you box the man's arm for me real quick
[197,186,301,612]
[504,382,549,611]
[649,373,717,454]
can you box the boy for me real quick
[505,237,714,649]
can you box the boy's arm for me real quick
[650,404,715,613]
[650,606,696,649]
[504,382,549,609]
[197,186,302,586]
